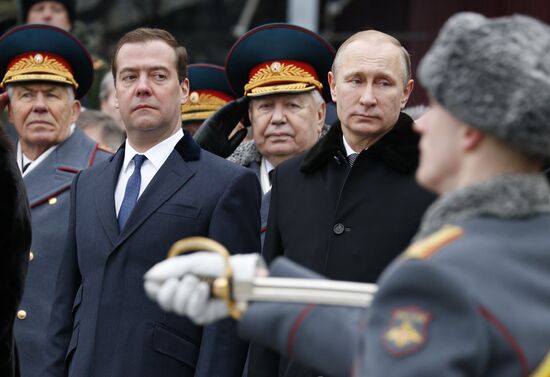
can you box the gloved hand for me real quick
[144,252,266,324]
[193,96,251,158]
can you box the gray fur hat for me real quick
[418,12,550,157]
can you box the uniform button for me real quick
[48,197,58,205]
[17,310,27,320]
[333,223,345,235]
[29,251,34,261]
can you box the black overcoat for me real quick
[0,127,31,377]
[249,113,435,377]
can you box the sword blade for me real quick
[232,277,377,307]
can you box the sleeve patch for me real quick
[382,306,432,357]
[402,225,464,260]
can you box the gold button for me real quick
[29,251,34,261]
[48,197,57,205]
[17,310,27,320]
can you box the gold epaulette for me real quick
[402,225,464,260]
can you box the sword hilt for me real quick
[167,237,243,319]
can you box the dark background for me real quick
[2,0,550,105]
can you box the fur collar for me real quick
[300,112,420,174]
[228,140,262,166]
[227,124,331,167]
[415,174,550,239]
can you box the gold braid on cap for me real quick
[1,53,78,89]
[244,61,322,96]
[181,92,230,121]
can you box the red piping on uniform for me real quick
[479,306,529,376]
[30,186,70,208]
[287,304,316,358]
[88,144,99,167]
[260,226,267,234]
[57,166,79,173]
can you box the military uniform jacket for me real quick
[42,132,261,377]
[13,128,110,377]
[239,174,550,377]
[249,113,435,377]
[0,130,31,377]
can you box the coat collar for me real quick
[414,174,550,240]
[300,112,420,174]
[24,128,99,206]
[95,130,201,247]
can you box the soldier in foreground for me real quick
[145,12,550,377]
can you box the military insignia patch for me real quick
[402,225,464,260]
[382,306,432,357]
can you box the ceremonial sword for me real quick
[167,237,377,319]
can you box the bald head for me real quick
[332,30,411,86]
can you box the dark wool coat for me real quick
[0,128,31,377]
[248,113,435,377]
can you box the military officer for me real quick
[144,12,550,377]
[0,24,111,377]
[182,63,237,136]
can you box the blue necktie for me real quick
[118,154,147,231]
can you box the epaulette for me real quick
[402,225,464,260]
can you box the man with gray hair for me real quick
[145,12,550,376]
[0,24,110,377]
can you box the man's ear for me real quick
[328,71,337,103]
[316,102,326,134]
[462,126,484,151]
[180,78,190,104]
[400,79,414,109]
[69,100,82,124]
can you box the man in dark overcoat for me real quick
[0,121,31,377]
[42,27,260,377]
[247,28,434,377]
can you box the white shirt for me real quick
[342,135,366,158]
[114,129,184,216]
[17,124,76,177]
[259,157,275,195]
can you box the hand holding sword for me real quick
[144,237,377,325]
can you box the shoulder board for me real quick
[531,349,550,377]
[402,225,464,260]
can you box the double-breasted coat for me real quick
[13,128,110,377]
[42,132,261,377]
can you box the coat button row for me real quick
[17,310,27,320]
[333,223,345,235]
[48,197,57,205]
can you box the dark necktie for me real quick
[348,153,359,167]
[118,154,147,231]
[22,162,31,173]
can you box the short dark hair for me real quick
[111,28,188,84]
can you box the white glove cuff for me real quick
[230,254,267,281]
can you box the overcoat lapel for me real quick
[24,128,98,207]
[94,148,124,246]
[114,150,196,249]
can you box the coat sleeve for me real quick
[240,257,363,377]
[41,173,83,377]
[194,168,261,377]
[359,260,489,377]
[239,302,362,377]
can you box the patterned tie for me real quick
[118,154,147,231]
[348,153,359,167]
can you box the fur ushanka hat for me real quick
[418,12,550,157]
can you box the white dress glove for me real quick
[144,252,265,325]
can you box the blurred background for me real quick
[2,0,550,105]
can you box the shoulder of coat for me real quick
[402,225,464,260]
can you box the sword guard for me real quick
[167,236,243,320]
